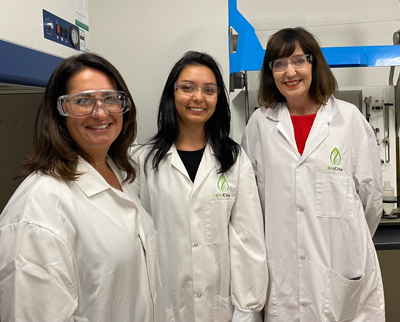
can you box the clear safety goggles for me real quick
[57,90,130,118]
[268,54,313,72]
[174,81,220,99]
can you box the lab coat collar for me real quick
[74,157,128,198]
[265,103,299,156]
[192,143,217,192]
[166,143,215,154]
[264,96,340,161]
[168,144,188,178]
[263,97,339,123]
[263,103,285,121]
[322,96,340,123]
[168,143,217,185]
[297,96,339,159]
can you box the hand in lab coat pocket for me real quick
[323,269,364,322]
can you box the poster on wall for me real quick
[75,0,89,32]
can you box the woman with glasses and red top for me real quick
[0,53,164,322]
[242,27,384,321]
[133,51,267,322]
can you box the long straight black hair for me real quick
[144,51,239,173]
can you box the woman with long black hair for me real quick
[133,51,267,322]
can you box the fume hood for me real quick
[0,0,90,210]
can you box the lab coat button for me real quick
[196,293,201,298]
[193,243,198,247]
[301,256,305,260]
[299,208,304,212]
[302,303,307,307]
[152,292,156,298]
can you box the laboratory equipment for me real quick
[0,0,90,210]
[383,181,395,215]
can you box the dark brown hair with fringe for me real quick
[258,27,337,108]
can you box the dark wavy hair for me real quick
[144,50,239,173]
[22,52,137,182]
[258,27,337,108]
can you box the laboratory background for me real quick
[1,0,400,320]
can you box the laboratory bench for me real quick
[373,217,400,250]
[373,218,400,322]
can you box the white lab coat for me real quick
[241,96,385,322]
[132,144,267,322]
[0,157,164,322]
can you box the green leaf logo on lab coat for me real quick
[217,174,229,192]
[330,147,341,166]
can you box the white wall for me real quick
[88,1,229,144]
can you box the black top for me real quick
[177,147,206,182]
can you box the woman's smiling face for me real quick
[65,68,123,158]
[272,43,313,107]
[173,65,217,129]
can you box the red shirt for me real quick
[290,113,317,155]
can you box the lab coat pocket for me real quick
[205,200,234,245]
[316,174,354,221]
[266,260,278,316]
[323,269,364,322]
[213,295,234,322]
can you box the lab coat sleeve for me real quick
[241,118,266,217]
[0,221,77,322]
[131,150,153,216]
[354,125,383,237]
[130,149,142,198]
[131,146,154,201]
[132,169,141,198]
[232,307,262,322]
[229,152,267,320]
[241,126,256,175]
